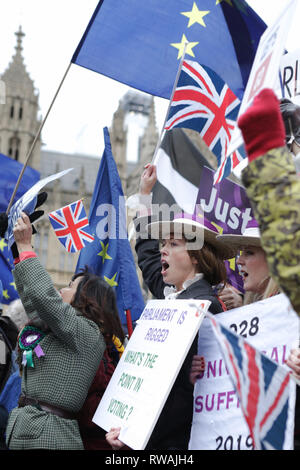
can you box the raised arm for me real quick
[13,212,102,350]
[134,164,167,299]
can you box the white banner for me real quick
[227,0,297,157]
[189,293,299,450]
[6,168,73,248]
[280,49,300,105]
[93,298,210,450]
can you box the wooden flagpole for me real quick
[6,62,72,214]
[152,44,188,166]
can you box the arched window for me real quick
[8,137,20,161]
[19,106,23,120]
[10,105,14,119]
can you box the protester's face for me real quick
[59,276,82,304]
[238,246,269,294]
[160,237,197,290]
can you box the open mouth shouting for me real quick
[161,259,169,276]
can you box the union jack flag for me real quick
[164,60,246,184]
[208,313,292,450]
[48,199,94,253]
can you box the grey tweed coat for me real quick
[6,257,105,450]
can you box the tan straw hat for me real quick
[216,222,261,248]
[146,213,236,259]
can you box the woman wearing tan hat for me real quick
[135,164,234,302]
[217,222,280,305]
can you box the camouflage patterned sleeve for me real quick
[242,146,300,316]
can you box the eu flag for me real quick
[0,153,39,305]
[0,238,19,305]
[76,128,144,328]
[72,0,266,101]
[0,153,40,212]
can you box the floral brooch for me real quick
[19,326,45,368]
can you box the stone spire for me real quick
[1,26,36,97]
[0,27,41,169]
[15,26,25,54]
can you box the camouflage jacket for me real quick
[6,257,105,450]
[242,146,300,316]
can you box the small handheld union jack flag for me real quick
[208,313,293,450]
[164,60,246,184]
[48,199,94,253]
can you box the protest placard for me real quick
[189,293,299,450]
[227,0,297,157]
[6,168,73,248]
[195,166,255,292]
[93,298,210,450]
[280,49,300,105]
[196,166,254,236]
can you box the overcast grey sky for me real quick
[0,0,298,160]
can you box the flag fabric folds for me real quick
[0,239,19,305]
[72,0,266,101]
[48,200,94,253]
[0,152,39,305]
[0,153,40,212]
[164,60,246,183]
[208,314,292,450]
[152,130,246,292]
[76,127,145,327]
[152,128,213,214]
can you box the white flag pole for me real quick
[152,44,188,165]
[6,63,72,213]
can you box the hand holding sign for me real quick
[5,168,72,249]
[93,299,210,450]
[105,427,127,450]
[0,191,48,259]
[0,192,47,238]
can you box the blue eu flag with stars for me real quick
[72,0,266,101]
[0,152,39,306]
[0,238,19,305]
[76,127,145,329]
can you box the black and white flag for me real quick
[153,129,213,215]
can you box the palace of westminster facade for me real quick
[0,28,218,298]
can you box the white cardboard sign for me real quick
[189,294,299,450]
[93,298,210,450]
[227,0,297,157]
[280,48,300,105]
